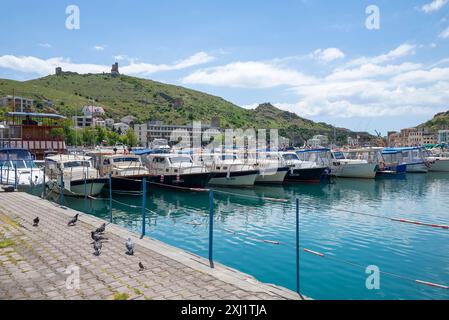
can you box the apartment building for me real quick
[1,95,34,112]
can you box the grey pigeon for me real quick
[91,231,108,242]
[95,223,106,234]
[93,240,102,256]
[68,214,79,226]
[33,217,39,227]
[126,238,134,255]
[138,262,145,271]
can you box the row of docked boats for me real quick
[1,145,448,197]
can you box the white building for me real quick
[82,106,105,117]
[105,118,115,128]
[1,95,34,112]
[113,122,130,134]
[134,121,218,147]
[73,116,93,128]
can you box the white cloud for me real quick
[439,26,449,38]
[121,52,215,75]
[312,48,345,62]
[182,43,448,119]
[348,43,416,66]
[0,52,215,76]
[38,43,52,48]
[182,61,315,88]
[93,45,105,51]
[422,0,448,13]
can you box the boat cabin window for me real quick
[152,157,166,163]
[220,155,237,161]
[282,153,299,161]
[63,161,90,168]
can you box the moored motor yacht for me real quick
[383,147,430,173]
[0,148,44,188]
[246,152,289,184]
[143,153,213,189]
[280,151,328,183]
[426,150,449,172]
[193,153,259,187]
[93,153,151,193]
[45,154,107,196]
[330,150,378,179]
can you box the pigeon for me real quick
[68,214,79,226]
[95,223,106,234]
[138,262,145,271]
[125,238,134,255]
[33,217,39,227]
[91,231,108,242]
[93,240,102,256]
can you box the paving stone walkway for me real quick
[0,192,302,300]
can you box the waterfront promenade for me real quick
[0,192,301,300]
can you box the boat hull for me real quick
[332,163,377,179]
[406,163,428,173]
[429,159,449,172]
[108,175,151,194]
[284,167,327,183]
[209,170,259,187]
[47,178,107,197]
[150,172,213,189]
[255,167,288,184]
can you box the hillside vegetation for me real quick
[1,73,354,143]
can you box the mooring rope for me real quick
[303,247,449,290]
[212,189,289,203]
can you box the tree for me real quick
[124,129,138,147]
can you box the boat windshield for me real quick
[282,153,299,161]
[0,159,35,169]
[169,157,192,164]
[0,149,33,161]
[220,155,238,161]
[64,161,90,168]
[112,157,140,163]
[332,152,346,160]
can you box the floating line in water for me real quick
[332,208,448,230]
[213,189,289,203]
[149,181,209,192]
[224,228,281,245]
[303,247,449,290]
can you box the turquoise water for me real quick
[32,173,449,300]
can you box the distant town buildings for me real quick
[72,106,107,128]
[134,121,220,147]
[387,127,438,146]
[120,115,137,125]
[309,135,328,147]
[1,95,34,112]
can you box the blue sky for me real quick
[1,0,449,134]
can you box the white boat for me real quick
[45,154,107,196]
[0,148,44,188]
[426,150,449,172]
[246,152,289,184]
[143,153,213,188]
[384,147,429,173]
[331,150,378,179]
[193,153,259,187]
[280,151,328,183]
[149,139,171,152]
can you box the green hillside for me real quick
[0,73,354,143]
[418,110,449,131]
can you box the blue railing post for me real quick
[84,172,87,211]
[42,166,46,198]
[109,172,113,223]
[209,189,214,268]
[0,164,3,184]
[296,198,300,295]
[141,177,147,239]
[14,164,18,190]
[59,174,64,206]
